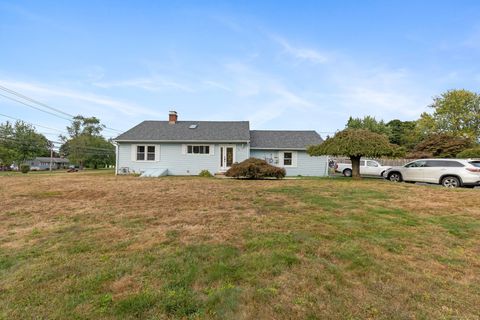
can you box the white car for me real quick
[384,159,480,188]
[335,159,391,177]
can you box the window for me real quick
[136,145,156,161]
[136,146,145,161]
[360,160,366,166]
[187,145,210,154]
[367,160,379,167]
[280,151,297,167]
[405,160,427,168]
[469,161,480,168]
[425,160,464,167]
[147,146,155,160]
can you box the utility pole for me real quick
[49,145,53,171]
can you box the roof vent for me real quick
[189,124,198,129]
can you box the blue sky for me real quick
[1,0,480,140]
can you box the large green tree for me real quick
[0,121,50,165]
[346,116,391,136]
[60,116,114,169]
[308,129,397,178]
[427,89,480,141]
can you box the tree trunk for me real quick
[350,156,361,179]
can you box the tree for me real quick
[60,116,114,169]
[346,116,391,136]
[0,121,50,165]
[427,89,480,141]
[386,119,418,148]
[307,129,397,178]
[408,133,473,158]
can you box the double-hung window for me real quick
[283,152,293,166]
[136,145,156,161]
[281,151,297,167]
[136,146,145,160]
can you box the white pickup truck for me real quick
[335,159,391,177]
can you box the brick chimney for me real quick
[169,111,178,124]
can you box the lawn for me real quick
[0,173,479,319]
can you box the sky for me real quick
[1,0,480,140]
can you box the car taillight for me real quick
[335,163,338,169]
[466,167,480,173]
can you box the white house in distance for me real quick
[113,111,328,176]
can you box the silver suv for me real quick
[384,159,480,188]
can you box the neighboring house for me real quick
[24,157,70,170]
[113,111,328,176]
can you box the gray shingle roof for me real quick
[114,121,250,142]
[250,130,323,150]
[34,157,69,163]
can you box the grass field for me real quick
[1,172,479,319]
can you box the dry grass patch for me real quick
[0,173,479,319]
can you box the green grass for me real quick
[0,173,479,319]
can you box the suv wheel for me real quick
[441,176,460,188]
[343,169,352,177]
[388,172,402,182]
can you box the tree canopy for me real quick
[60,116,114,169]
[407,133,473,159]
[346,116,391,136]
[0,121,50,165]
[308,129,397,178]
[427,89,480,141]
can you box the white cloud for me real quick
[222,62,315,126]
[93,76,194,92]
[202,80,232,92]
[272,35,328,64]
[0,79,163,118]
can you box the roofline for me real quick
[250,130,319,132]
[250,147,307,150]
[114,139,250,143]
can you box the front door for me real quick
[220,145,235,171]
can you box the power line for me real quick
[0,85,123,133]
[0,92,73,121]
[0,85,74,118]
[0,113,68,134]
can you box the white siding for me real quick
[250,149,328,177]
[117,142,249,175]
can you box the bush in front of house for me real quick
[20,164,30,174]
[457,147,480,159]
[198,170,213,177]
[225,158,286,179]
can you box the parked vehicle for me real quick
[384,159,480,188]
[335,159,391,177]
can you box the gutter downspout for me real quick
[114,142,119,175]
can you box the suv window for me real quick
[469,161,480,168]
[360,160,366,166]
[405,160,427,168]
[426,160,464,167]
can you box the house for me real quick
[113,111,328,176]
[24,157,70,171]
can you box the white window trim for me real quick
[182,144,215,156]
[131,144,160,162]
[279,151,297,168]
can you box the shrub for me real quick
[225,158,285,179]
[407,133,473,158]
[457,147,480,159]
[198,170,213,177]
[20,164,30,174]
